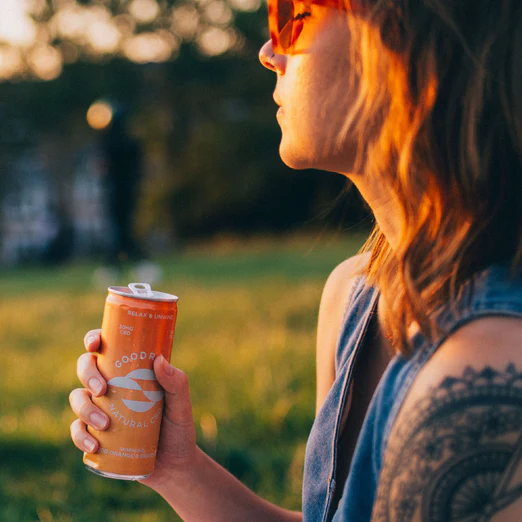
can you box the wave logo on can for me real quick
[107,369,164,413]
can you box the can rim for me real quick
[108,283,178,302]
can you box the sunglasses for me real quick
[268,0,351,55]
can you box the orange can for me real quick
[83,282,178,480]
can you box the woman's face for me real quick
[259,5,359,174]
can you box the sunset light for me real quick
[0,0,38,47]
[0,0,257,81]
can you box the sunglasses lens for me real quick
[274,0,294,52]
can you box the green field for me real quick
[0,233,366,522]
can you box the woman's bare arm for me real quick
[144,445,302,522]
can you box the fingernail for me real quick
[89,378,103,396]
[86,335,96,347]
[84,438,96,453]
[90,412,108,430]
[161,355,175,376]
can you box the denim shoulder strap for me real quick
[381,262,522,454]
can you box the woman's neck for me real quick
[349,174,402,252]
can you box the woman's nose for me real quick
[259,40,285,74]
[259,40,276,71]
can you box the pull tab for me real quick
[128,283,154,297]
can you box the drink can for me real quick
[83,282,178,480]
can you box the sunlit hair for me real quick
[337,0,522,354]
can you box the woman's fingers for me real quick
[69,388,110,431]
[70,418,99,453]
[70,328,106,455]
[77,352,106,396]
[154,355,194,428]
[84,329,102,352]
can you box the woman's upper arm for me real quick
[316,252,371,414]
[371,316,522,522]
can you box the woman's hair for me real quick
[340,0,522,354]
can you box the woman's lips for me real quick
[273,93,283,119]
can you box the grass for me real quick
[0,232,366,522]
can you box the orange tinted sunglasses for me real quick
[268,0,351,54]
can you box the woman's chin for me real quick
[279,137,358,175]
[278,143,315,171]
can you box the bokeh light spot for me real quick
[113,14,137,38]
[197,27,235,57]
[171,4,200,40]
[204,1,233,26]
[28,44,63,81]
[122,32,174,63]
[229,0,261,12]
[87,101,114,130]
[26,0,48,17]
[0,46,24,80]
[0,0,38,47]
[129,0,161,24]
[87,20,122,54]
[52,6,87,41]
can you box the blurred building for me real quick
[0,153,57,265]
[0,145,111,266]
[70,145,112,257]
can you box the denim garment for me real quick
[302,262,522,522]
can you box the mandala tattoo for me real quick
[372,365,522,522]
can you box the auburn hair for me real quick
[339,0,522,354]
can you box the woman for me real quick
[69,0,522,520]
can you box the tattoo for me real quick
[372,365,522,522]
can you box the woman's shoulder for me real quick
[319,251,371,329]
[323,251,371,301]
[419,315,522,389]
[315,251,372,412]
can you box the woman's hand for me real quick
[69,330,109,454]
[69,329,198,487]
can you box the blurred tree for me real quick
[0,0,370,261]
[100,104,145,263]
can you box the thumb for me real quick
[155,355,194,427]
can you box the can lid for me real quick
[108,282,178,302]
